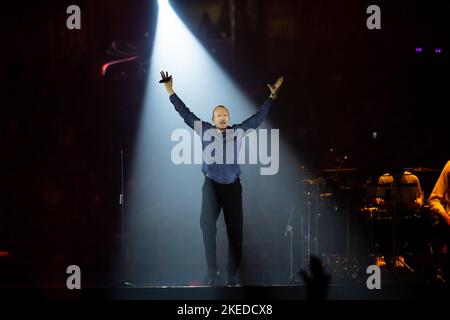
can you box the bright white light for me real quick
[151,2,241,105]
[157,0,169,8]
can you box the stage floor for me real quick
[1,281,449,300]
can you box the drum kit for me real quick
[293,165,440,282]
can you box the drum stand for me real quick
[389,186,415,274]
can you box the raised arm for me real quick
[160,71,209,132]
[160,71,175,96]
[235,76,284,131]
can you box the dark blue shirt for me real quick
[170,93,274,184]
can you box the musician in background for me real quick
[375,166,424,211]
[428,161,450,281]
[429,161,450,225]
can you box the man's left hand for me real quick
[267,76,284,98]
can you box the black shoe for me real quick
[227,274,240,286]
[204,268,220,286]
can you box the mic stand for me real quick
[304,189,312,271]
[117,146,134,287]
[285,191,299,283]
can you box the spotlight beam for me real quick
[127,0,304,286]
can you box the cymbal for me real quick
[302,177,325,185]
[404,167,439,172]
[320,192,333,197]
[319,167,357,173]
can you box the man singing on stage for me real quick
[160,71,284,286]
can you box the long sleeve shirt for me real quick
[169,93,274,184]
[429,161,450,217]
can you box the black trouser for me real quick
[200,176,243,275]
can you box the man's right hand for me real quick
[160,71,174,96]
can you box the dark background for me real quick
[1,0,449,286]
